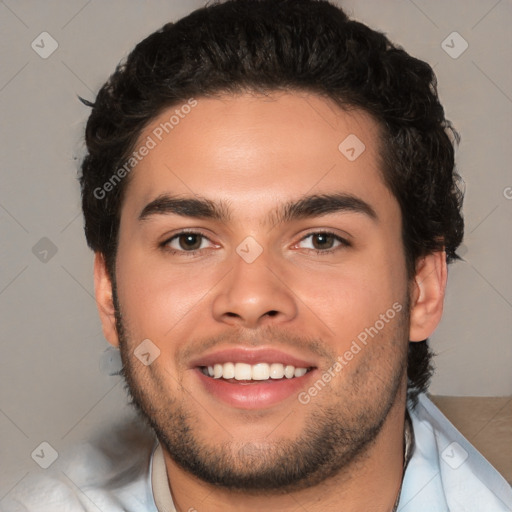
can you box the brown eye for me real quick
[311,233,336,250]
[177,233,203,250]
[163,232,212,252]
[297,232,349,252]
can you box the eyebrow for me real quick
[139,195,230,222]
[274,193,377,226]
[138,193,378,226]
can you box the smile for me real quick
[191,347,318,408]
[200,362,312,381]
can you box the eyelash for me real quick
[298,231,350,254]
[160,230,350,256]
[160,230,214,257]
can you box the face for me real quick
[107,92,413,491]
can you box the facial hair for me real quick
[113,284,409,493]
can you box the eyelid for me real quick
[160,229,218,253]
[294,230,351,251]
[159,228,351,255]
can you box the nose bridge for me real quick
[212,242,297,326]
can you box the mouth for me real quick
[191,348,318,409]
[199,362,314,382]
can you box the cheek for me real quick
[115,249,225,343]
[285,248,407,348]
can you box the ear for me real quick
[94,252,119,347]
[409,251,447,342]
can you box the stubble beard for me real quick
[113,287,409,493]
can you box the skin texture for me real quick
[94,92,447,512]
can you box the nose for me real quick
[211,248,298,329]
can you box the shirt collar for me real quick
[151,443,176,512]
[151,413,415,512]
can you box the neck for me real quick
[162,393,407,512]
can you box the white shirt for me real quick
[2,394,511,511]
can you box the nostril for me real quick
[266,310,279,317]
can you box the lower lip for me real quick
[195,369,316,409]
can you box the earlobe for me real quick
[409,251,447,342]
[93,252,119,347]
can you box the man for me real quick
[4,0,511,511]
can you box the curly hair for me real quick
[80,0,464,405]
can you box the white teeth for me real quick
[234,363,252,380]
[284,365,295,379]
[269,363,285,379]
[213,364,223,379]
[252,363,270,380]
[294,367,307,377]
[222,362,235,379]
[202,362,309,381]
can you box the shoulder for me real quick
[1,419,158,512]
[1,473,90,512]
[399,394,512,512]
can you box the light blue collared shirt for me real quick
[398,394,512,511]
[2,394,511,511]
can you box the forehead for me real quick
[120,92,397,224]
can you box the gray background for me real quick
[1,0,511,500]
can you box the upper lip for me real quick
[189,347,318,369]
